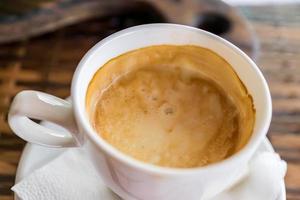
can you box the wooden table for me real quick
[0,4,299,200]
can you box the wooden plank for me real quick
[0,196,14,200]
[0,161,17,175]
[48,71,73,84]
[0,119,11,135]
[286,163,300,190]
[270,82,300,98]
[270,133,300,150]
[270,121,300,134]
[0,175,15,194]
[0,151,22,165]
[273,99,300,114]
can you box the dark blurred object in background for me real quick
[0,0,256,58]
[0,0,54,16]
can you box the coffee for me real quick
[86,45,255,168]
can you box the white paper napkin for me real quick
[12,148,120,200]
[211,152,287,200]
[12,147,286,200]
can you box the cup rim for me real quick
[72,23,272,175]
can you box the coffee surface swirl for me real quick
[86,45,255,168]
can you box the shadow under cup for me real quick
[72,24,272,199]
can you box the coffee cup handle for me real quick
[8,90,80,147]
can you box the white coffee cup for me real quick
[8,24,272,200]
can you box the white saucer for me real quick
[14,123,286,200]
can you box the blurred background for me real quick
[0,0,299,199]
